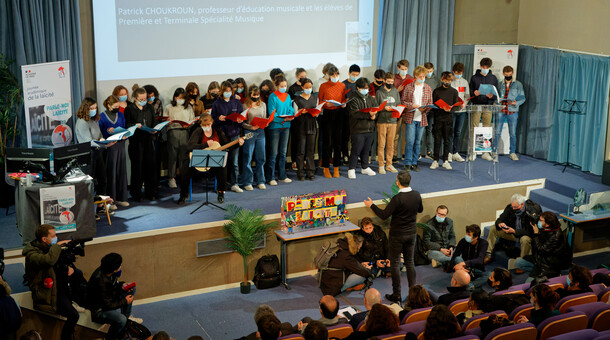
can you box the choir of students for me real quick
[77,58,520,206]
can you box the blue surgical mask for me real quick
[537,221,543,230]
[399,70,408,77]
[303,88,312,95]
[426,72,433,78]
[416,78,425,84]
[465,235,473,243]
[223,91,232,99]
[454,74,462,79]
[137,100,147,106]
[119,95,128,102]
[148,96,155,102]
[330,76,339,83]
[279,87,287,93]
[350,75,358,82]
[481,68,490,75]
[89,109,97,117]
[237,88,244,94]
[566,276,571,287]
[435,216,446,223]
[51,236,58,245]
[359,89,369,96]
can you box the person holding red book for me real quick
[430,72,460,170]
[318,65,347,178]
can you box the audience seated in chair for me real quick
[457,289,530,325]
[408,305,463,340]
[479,313,515,339]
[516,284,560,326]
[399,285,433,321]
[151,331,173,340]
[487,267,513,292]
[349,288,380,330]
[302,320,327,340]
[297,295,348,334]
[238,304,295,340]
[556,265,593,298]
[341,304,400,340]
[258,314,283,340]
[437,269,472,307]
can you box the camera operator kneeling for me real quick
[22,224,84,340]
[87,253,142,340]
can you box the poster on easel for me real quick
[40,185,77,233]
[473,127,493,154]
[22,60,73,148]
[281,190,348,233]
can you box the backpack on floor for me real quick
[253,254,281,289]
[122,319,151,339]
[414,234,430,266]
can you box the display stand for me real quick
[465,104,501,183]
[554,100,586,173]
[189,149,228,214]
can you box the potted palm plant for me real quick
[223,204,276,294]
[0,54,21,209]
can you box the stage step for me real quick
[529,188,573,214]
[545,179,578,198]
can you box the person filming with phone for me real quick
[355,217,391,278]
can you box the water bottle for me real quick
[25,171,33,187]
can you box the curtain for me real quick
[548,53,610,175]
[451,44,474,79]
[0,0,85,148]
[515,45,561,159]
[378,0,455,74]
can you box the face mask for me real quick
[487,278,494,288]
[137,100,147,106]
[399,70,408,77]
[330,76,339,83]
[119,95,128,102]
[299,77,306,84]
[279,87,287,93]
[426,72,433,78]
[566,276,572,287]
[537,221,543,230]
[350,75,358,82]
[237,88,244,94]
[384,83,393,90]
[442,82,451,88]
[115,269,122,278]
[303,88,312,95]
[359,89,369,96]
[89,109,97,117]
[111,108,119,114]
[176,99,185,105]
[148,96,155,102]
[202,126,212,132]
[190,94,198,99]
[505,76,513,81]
[251,97,260,102]
[435,215,445,223]
[454,74,462,79]
[481,68,490,75]
[223,92,232,99]
[211,93,218,98]
[50,236,58,245]
[416,78,425,84]
[465,235,473,243]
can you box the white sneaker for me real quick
[116,201,130,207]
[442,161,452,170]
[269,180,278,186]
[72,302,86,313]
[361,167,376,176]
[378,167,386,175]
[231,185,243,193]
[347,169,356,179]
[469,154,477,161]
[386,165,398,173]
[109,204,118,211]
[492,153,499,162]
[280,178,292,183]
[509,153,519,161]
[128,315,143,324]
[452,153,465,162]
[447,153,453,163]
[257,184,266,190]
[243,185,253,191]
[481,153,493,161]
[430,161,439,169]
[168,178,177,188]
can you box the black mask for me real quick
[487,279,494,288]
[190,94,198,99]
[384,83,393,90]
[251,97,260,102]
[261,90,270,96]
[442,83,451,88]
[111,108,119,114]
[299,77,306,84]
[211,93,218,98]
[505,76,513,81]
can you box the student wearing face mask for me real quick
[423,205,456,268]
[75,97,114,200]
[368,69,386,98]
[212,80,245,193]
[314,62,334,93]
[374,72,400,174]
[292,78,318,181]
[430,72,460,171]
[469,57,498,161]
[164,87,195,189]
[289,68,307,171]
[450,225,489,285]
[516,284,560,326]
[266,75,295,186]
[314,62,335,169]
[346,78,377,179]
[401,66,433,172]
[112,85,130,108]
[288,67,307,98]
[125,86,158,201]
[341,64,361,161]
[259,79,275,104]
[393,59,414,161]
[143,84,163,119]
[186,82,205,116]
[449,62,469,163]
[241,85,267,190]
[318,66,347,178]
[201,81,220,113]
[493,65,526,162]
[234,77,248,104]
[420,62,440,161]
[99,95,129,208]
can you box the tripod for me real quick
[554,100,586,173]
[189,150,227,213]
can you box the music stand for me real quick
[555,100,586,172]
[189,149,228,213]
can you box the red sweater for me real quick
[319,81,346,110]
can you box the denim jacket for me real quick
[497,80,526,113]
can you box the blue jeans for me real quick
[493,112,518,154]
[341,273,367,292]
[240,129,266,186]
[454,256,488,288]
[514,257,535,272]
[451,111,467,154]
[266,128,290,181]
[428,250,452,264]
[227,135,240,186]
[91,288,134,339]
[403,121,424,166]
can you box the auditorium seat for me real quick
[508,304,533,321]
[462,311,508,331]
[567,301,610,331]
[356,320,365,331]
[326,324,353,339]
[378,330,408,340]
[492,289,525,296]
[590,268,610,276]
[537,311,588,340]
[598,287,610,303]
[525,282,564,296]
[448,336,479,340]
[398,320,425,339]
[590,283,607,296]
[278,334,304,340]
[593,330,610,340]
[546,329,600,340]
[401,307,432,324]
[556,292,598,313]
[449,298,470,315]
[482,322,537,340]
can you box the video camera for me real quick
[58,238,93,266]
[0,248,5,276]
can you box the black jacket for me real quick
[347,91,377,135]
[371,190,423,237]
[451,238,489,271]
[532,228,571,276]
[86,267,127,312]
[423,217,456,251]
[320,237,371,296]
[469,69,499,105]
[355,225,389,262]
[495,200,542,238]
[437,286,471,306]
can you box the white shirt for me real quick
[398,187,413,193]
[413,84,424,122]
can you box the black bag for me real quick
[253,254,281,289]
[122,319,151,339]
[414,234,430,266]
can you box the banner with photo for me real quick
[473,127,493,154]
[40,185,77,233]
[21,60,73,148]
